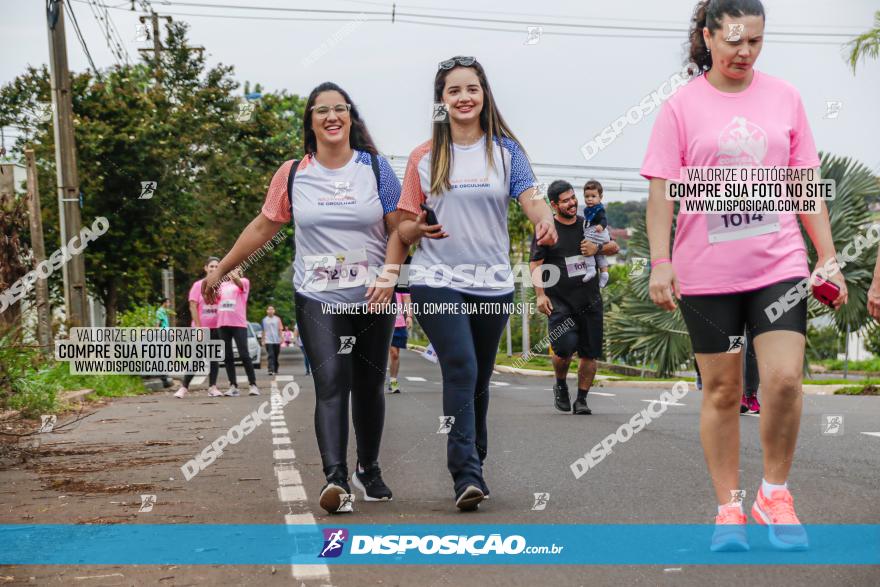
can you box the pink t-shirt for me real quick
[215,278,250,328]
[640,71,819,295]
[394,292,407,328]
[188,278,219,329]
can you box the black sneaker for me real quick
[319,467,352,514]
[351,462,393,501]
[554,383,571,412]
[572,396,592,415]
[455,485,485,512]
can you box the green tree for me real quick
[0,22,304,326]
[847,10,880,73]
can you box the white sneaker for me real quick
[207,386,222,397]
[224,387,240,397]
[249,385,260,396]
[173,387,188,399]
[582,265,597,283]
[599,272,610,288]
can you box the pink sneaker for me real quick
[747,396,760,414]
[740,394,749,414]
[173,387,188,399]
[206,386,223,397]
[710,505,749,552]
[751,486,809,550]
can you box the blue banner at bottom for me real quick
[1,524,878,565]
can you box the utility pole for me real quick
[138,12,203,86]
[25,149,54,352]
[46,0,89,328]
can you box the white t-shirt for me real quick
[261,151,401,304]
[398,135,535,295]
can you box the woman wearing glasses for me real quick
[204,82,407,514]
[398,56,557,511]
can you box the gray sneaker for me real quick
[224,387,240,397]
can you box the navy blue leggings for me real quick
[410,286,513,496]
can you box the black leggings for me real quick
[219,326,257,387]
[183,327,221,388]
[295,293,395,477]
[410,286,513,496]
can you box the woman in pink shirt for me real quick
[642,0,846,552]
[215,267,259,397]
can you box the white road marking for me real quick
[275,375,294,382]
[270,420,286,427]
[589,391,616,397]
[405,376,427,382]
[272,436,291,445]
[272,427,290,435]
[277,485,307,502]
[276,466,302,486]
[490,381,510,387]
[861,432,880,438]
[274,449,296,460]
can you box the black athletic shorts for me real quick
[679,278,808,354]
[549,304,604,360]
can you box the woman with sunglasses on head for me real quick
[204,82,406,514]
[642,0,846,551]
[398,56,557,511]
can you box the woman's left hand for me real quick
[365,270,397,310]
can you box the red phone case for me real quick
[812,278,840,306]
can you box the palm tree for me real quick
[847,10,880,73]
[606,153,880,377]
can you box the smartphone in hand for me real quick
[420,203,440,228]
[813,277,840,306]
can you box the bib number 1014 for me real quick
[719,213,765,228]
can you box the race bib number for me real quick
[564,255,588,278]
[707,213,780,244]
[203,305,217,316]
[218,299,236,312]
[303,248,369,292]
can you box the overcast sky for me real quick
[3,0,879,201]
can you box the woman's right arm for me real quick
[203,213,284,303]
[646,178,679,311]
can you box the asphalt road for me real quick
[2,346,879,586]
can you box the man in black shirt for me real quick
[530,180,620,415]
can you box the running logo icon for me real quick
[437,415,455,434]
[725,23,745,42]
[824,101,843,120]
[530,182,547,201]
[139,181,157,200]
[318,528,349,558]
[729,489,746,507]
[236,102,255,122]
[337,336,356,354]
[821,414,843,435]
[139,494,157,513]
[336,494,355,513]
[135,23,152,42]
[432,103,449,123]
[531,492,550,511]
[629,257,648,277]
[726,336,744,353]
[38,414,57,433]
[524,25,543,45]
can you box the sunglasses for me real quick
[438,56,477,70]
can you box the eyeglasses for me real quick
[310,103,352,118]
[438,56,477,70]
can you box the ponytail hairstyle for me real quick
[688,0,765,72]
[303,82,378,157]
[430,57,527,194]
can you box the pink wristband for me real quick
[651,258,672,269]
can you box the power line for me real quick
[84,0,132,65]
[66,0,101,75]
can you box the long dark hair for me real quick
[430,57,525,194]
[302,82,378,156]
[688,0,765,72]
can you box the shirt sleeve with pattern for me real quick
[499,137,536,199]
[399,142,431,215]
[261,159,297,223]
[376,154,402,215]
